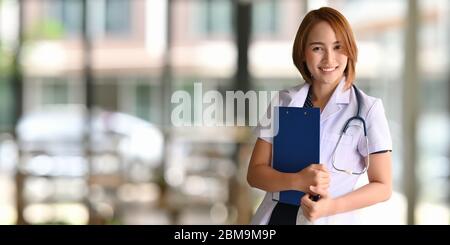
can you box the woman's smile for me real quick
[319,66,339,73]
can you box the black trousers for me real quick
[268,202,300,225]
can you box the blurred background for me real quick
[0,0,448,225]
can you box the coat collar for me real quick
[288,78,351,122]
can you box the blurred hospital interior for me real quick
[0,0,448,225]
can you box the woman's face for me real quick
[304,21,348,86]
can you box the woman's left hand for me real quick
[300,185,336,222]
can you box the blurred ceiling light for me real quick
[0,0,19,46]
[356,42,381,79]
[0,135,18,172]
[183,176,207,196]
[165,166,184,187]
[89,184,107,203]
[210,203,228,224]
[417,202,449,225]
[92,154,120,174]
[24,177,53,202]
[95,202,114,219]
[54,204,89,225]
[0,205,17,225]
[172,42,236,77]
[25,41,66,75]
[24,203,90,224]
[27,155,54,176]
[118,184,136,202]
[118,183,160,203]
[23,204,53,224]
[53,179,87,201]
[307,0,329,11]
[249,41,298,78]
[137,183,160,203]
[145,0,167,58]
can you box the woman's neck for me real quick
[311,79,341,111]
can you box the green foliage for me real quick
[26,18,64,40]
[0,44,13,74]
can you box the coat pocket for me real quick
[322,132,363,174]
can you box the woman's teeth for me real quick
[320,67,337,72]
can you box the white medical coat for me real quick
[251,79,392,225]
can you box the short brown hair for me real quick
[292,7,358,88]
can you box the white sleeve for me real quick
[253,93,282,144]
[358,99,392,156]
[254,105,274,144]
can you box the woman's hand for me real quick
[292,164,330,193]
[301,186,335,222]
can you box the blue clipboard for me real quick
[272,106,320,206]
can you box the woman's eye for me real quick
[334,45,342,50]
[312,47,322,51]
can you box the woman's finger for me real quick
[309,185,329,197]
[301,193,314,209]
[301,200,312,216]
[301,206,312,221]
[318,172,330,180]
[316,179,330,188]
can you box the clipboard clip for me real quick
[310,195,321,202]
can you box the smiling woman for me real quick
[248,7,393,225]
[304,22,348,86]
[292,7,357,91]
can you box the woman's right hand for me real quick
[292,164,330,193]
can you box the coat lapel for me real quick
[320,79,351,123]
[287,79,351,123]
[287,83,310,107]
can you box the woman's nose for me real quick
[323,49,335,63]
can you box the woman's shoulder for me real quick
[356,87,379,104]
[277,83,307,106]
[281,83,305,94]
[354,86,386,118]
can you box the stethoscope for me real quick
[330,84,370,175]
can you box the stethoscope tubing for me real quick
[331,85,370,175]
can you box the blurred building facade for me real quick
[0,0,448,225]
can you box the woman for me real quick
[247,7,392,225]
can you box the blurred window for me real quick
[0,78,13,130]
[95,81,118,111]
[135,83,162,124]
[416,0,449,224]
[252,0,279,35]
[47,0,82,37]
[46,0,131,38]
[192,0,232,36]
[42,79,69,105]
[135,84,152,122]
[105,0,131,36]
